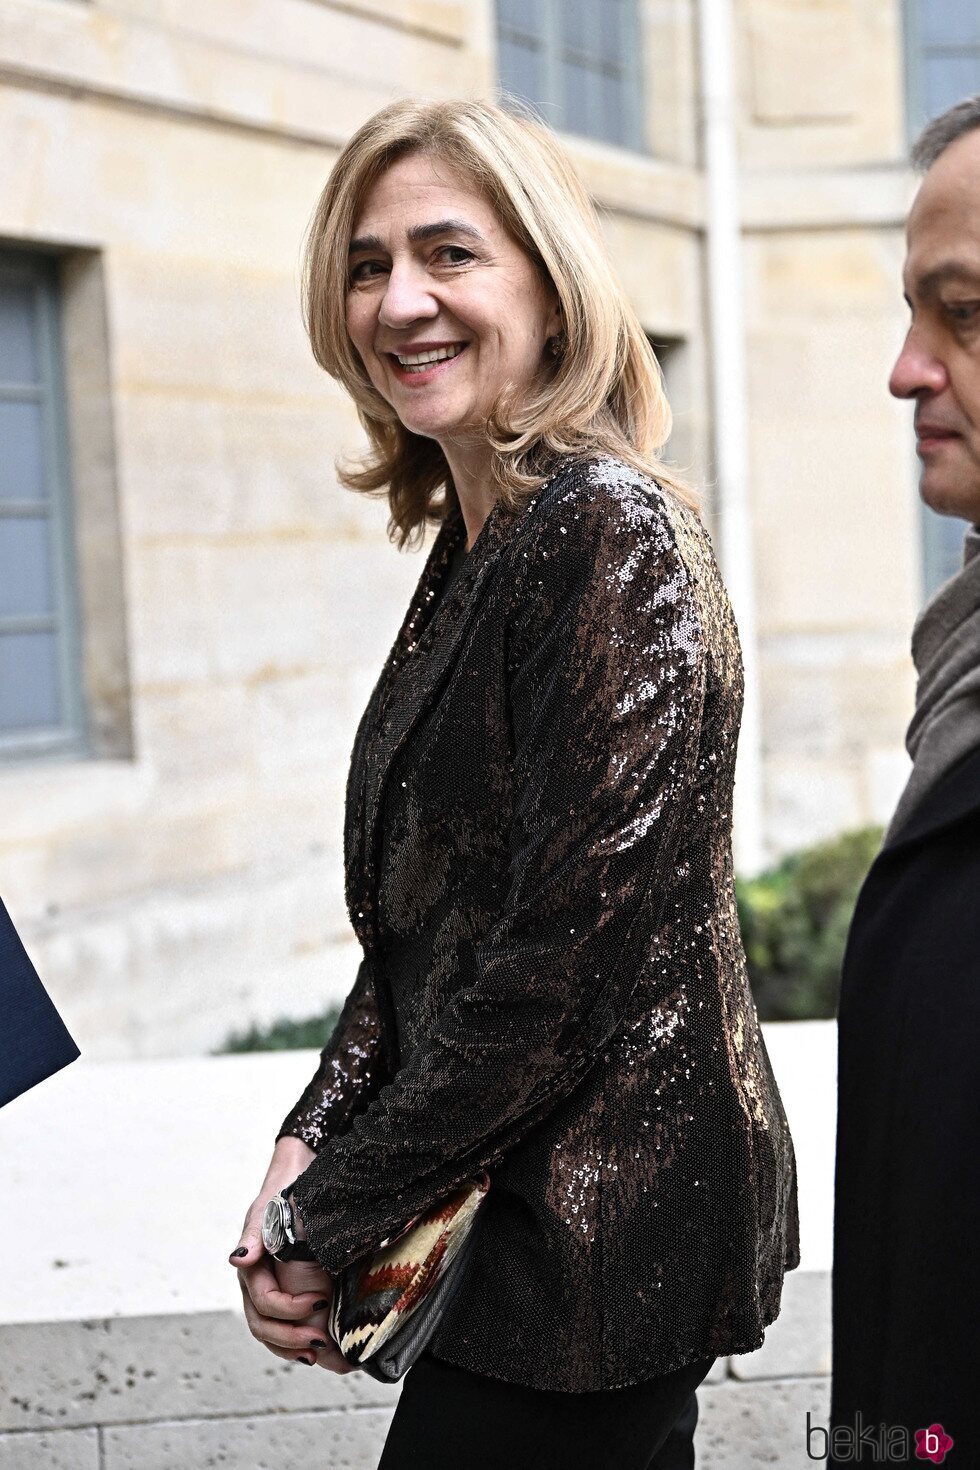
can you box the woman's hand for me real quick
[229,1137,358,1374]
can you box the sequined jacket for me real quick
[277,454,800,1391]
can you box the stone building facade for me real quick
[0,0,975,1057]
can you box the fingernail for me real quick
[312,1299,329,1310]
[298,1356,314,1366]
[309,1339,328,1349]
[229,1247,248,1258]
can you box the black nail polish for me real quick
[309,1339,328,1349]
[312,1299,329,1310]
[230,1247,248,1258]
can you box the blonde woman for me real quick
[229,98,799,1469]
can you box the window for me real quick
[921,501,971,598]
[495,0,645,152]
[0,252,86,757]
[647,334,684,459]
[904,0,980,131]
[903,2,979,597]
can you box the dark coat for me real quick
[831,744,980,1463]
[278,454,800,1391]
[0,896,79,1109]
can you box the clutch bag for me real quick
[327,1170,490,1383]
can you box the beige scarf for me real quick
[886,523,980,842]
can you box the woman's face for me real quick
[345,152,562,454]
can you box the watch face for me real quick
[262,1195,287,1255]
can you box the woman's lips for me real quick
[386,344,469,386]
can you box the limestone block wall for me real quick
[738,0,906,169]
[0,0,930,1055]
[743,222,920,849]
[0,0,712,1058]
[734,0,923,851]
[0,0,488,1059]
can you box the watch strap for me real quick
[278,1238,318,1262]
[278,1187,316,1261]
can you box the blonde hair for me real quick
[302,97,698,545]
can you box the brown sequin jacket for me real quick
[277,454,800,1391]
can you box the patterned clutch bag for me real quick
[327,1171,490,1383]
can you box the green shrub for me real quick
[214,1003,342,1054]
[737,826,884,1021]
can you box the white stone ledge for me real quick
[732,1270,832,1379]
[697,1376,832,1469]
[0,1025,835,1464]
[0,1023,834,1326]
[100,1405,396,1470]
[0,1427,100,1470]
[0,1313,399,1434]
[0,1314,831,1470]
[0,1305,827,1435]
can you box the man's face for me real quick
[890,128,980,523]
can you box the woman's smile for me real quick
[386,340,471,386]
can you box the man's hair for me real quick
[912,95,980,173]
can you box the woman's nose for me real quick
[889,330,948,400]
[378,263,438,328]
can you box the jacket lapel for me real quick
[344,498,511,953]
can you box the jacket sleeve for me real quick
[275,956,391,1151]
[285,479,709,1273]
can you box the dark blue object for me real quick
[0,896,80,1109]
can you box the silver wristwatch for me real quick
[261,1189,317,1262]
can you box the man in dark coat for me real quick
[830,97,980,1469]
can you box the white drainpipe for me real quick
[697,0,766,876]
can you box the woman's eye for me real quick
[349,260,387,283]
[438,245,474,266]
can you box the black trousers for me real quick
[377,1349,714,1470]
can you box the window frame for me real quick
[920,499,971,599]
[0,249,88,760]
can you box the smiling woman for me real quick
[229,97,800,1470]
[299,97,696,547]
[343,151,563,526]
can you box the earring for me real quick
[548,330,566,358]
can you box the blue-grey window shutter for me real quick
[0,252,86,756]
[495,0,645,152]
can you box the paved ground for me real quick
[0,1020,835,1326]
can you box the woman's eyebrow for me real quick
[348,219,486,255]
[408,219,485,245]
